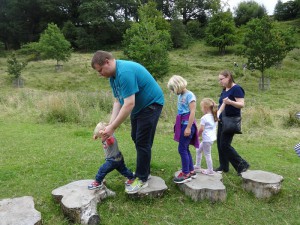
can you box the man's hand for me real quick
[102,124,115,139]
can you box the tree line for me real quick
[1,0,299,51]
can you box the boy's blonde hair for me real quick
[167,75,187,94]
[201,98,218,122]
[93,122,107,137]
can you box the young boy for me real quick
[88,122,134,190]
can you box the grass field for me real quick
[0,39,300,225]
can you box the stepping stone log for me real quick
[0,196,42,225]
[175,171,226,202]
[126,176,168,198]
[52,179,115,225]
[241,170,284,198]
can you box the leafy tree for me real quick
[123,1,171,80]
[274,0,298,21]
[205,11,237,55]
[62,20,79,49]
[186,20,205,39]
[38,23,72,65]
[170,16,190,48]
[241,16,296,90]
[138,0,171,32]
[234,0,266,26]
[175,0,221,24]
[7,52,28,87]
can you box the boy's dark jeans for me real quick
[130,103,163,182]
[96,156,134,182]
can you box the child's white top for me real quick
[200,113,217,142]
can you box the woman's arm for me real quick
[223,97,244,109]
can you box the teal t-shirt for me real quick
[109,60,164,114]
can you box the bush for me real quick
[284,111,300,127]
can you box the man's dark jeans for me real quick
[130,103,163,182]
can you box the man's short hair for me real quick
[91,51,114,69]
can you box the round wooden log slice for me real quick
[174,171,226,202]
[241,170,284,198]
[0,196,42,225]
[126,176,168,198]
[52,180,115,225]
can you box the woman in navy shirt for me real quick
[215,70,250,175]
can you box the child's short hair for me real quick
[93,122,107,137]
[167,75,187,94]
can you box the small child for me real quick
[88,122,134,190]
[167,75,199,184]
[194,98,218,175]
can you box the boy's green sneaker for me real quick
[125,178,148,194]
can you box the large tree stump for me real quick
[127,176,168,198]
[175,171,226,202]
[52,180,115,225]
[0,196,42,225]
[241,170,284,198]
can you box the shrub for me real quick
[283,111,300,127]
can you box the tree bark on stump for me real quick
[52,180,115,225]
[0,196,42,225]
[127,176,168,198]
[241,170,284,198]
[175,171,226,202]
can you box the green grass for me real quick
[0,38,300,224]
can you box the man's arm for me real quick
[103,94,135,137]
[109,99,122,124]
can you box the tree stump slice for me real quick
[0,196,42,225]
[175,171,226,202]
[241,170,284,198]
[127,176,168,198]
[52,179,115,225]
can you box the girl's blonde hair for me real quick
[93,122,107,137]
[167,75,187,94]
[201,98,218,122]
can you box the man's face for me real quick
[94,59,115,78]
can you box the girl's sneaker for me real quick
[201,169,214,176]
[194,165,202,173]
[173,172,192,184]
[190,171,197,179]
[88,181,103,190]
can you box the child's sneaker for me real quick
[190,171,197,179]
[125,178,135,186]
[125,178,148,194]
[201,169,214,176]
[194,165,202,173]
[173,172,192,184]
[88,181,103,190]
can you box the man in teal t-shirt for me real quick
[91,50,164,194]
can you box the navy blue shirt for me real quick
[219,84,245,117]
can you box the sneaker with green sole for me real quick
[125,178,148,194]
